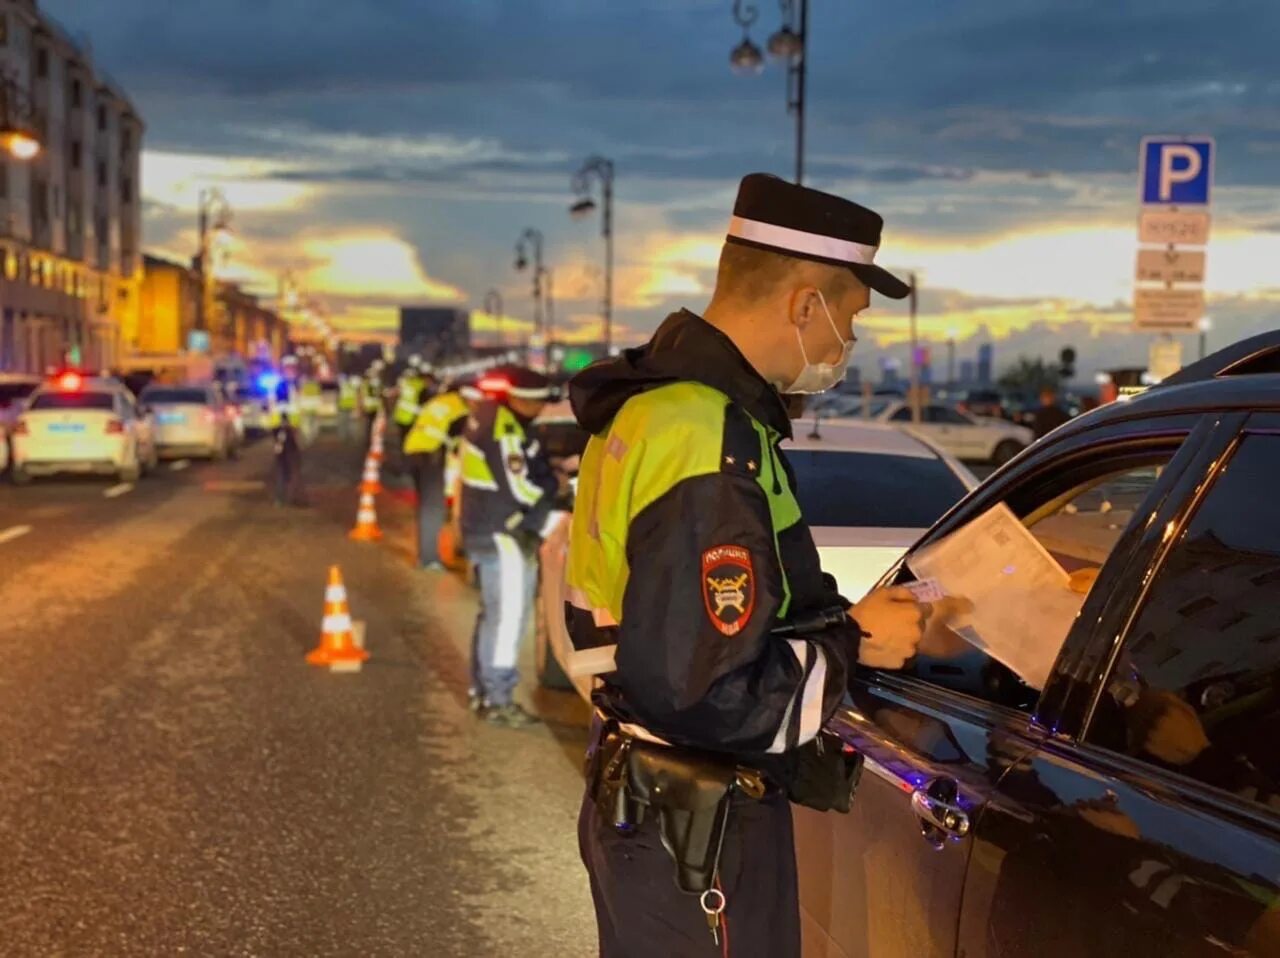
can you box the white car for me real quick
[140,382,240,460]
[10,373,158,483]
[820,399,1034,464]
[535,417,978,698]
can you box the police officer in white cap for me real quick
[567,174,951,956]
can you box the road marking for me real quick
[170,459,190,471]
[104,482,134,499]
[0,524,32,544]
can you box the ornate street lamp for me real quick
[570,155,615,352]
[728,0,808,184]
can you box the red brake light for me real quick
[12,419,28,436]
[105,419,125,435]
[477,375,510,394]
[58,372,82,391]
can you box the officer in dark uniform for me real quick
[566,174,943,956]
[459,365,561,727]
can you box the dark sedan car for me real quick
[797,331,1280,957]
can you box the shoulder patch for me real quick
[507,452,526,474]
[702,545,755,637]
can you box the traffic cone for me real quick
[306,566,369,670]
[349,490,383,541]
[359,455,382,495]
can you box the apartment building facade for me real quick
[0,0,143,374]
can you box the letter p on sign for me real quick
[1141,138,1213,206]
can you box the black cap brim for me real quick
[850,263,911,300]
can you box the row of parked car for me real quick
[0,371,245,483]
[534,332,1280,957]
[805,392,1038,465]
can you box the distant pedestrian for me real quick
[1032,387,1071,439]
[268,381,307,507]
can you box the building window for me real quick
[70,140,81,170]
[0,14,8,47]
[71,78,81,108]
[36,47,47,78]
[97,104,106,131]
[121,128,131,154]
[0,163,7,200]
[121,177,132,204]
[96,160,106,188]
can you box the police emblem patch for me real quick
[507,453,526,474]
[702,545,755,636]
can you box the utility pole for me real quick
[909,272,921,424]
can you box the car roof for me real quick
[1044,332,1280,444]
[785,418,941,459]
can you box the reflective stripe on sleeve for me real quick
[766,639,826,754]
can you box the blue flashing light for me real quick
[257,372,281,393]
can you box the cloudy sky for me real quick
[43,0,1280,380]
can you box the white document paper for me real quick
[907,503,1086,690]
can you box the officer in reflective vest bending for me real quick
[403,378,479,570]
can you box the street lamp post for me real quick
[514,228,545,333]
[570,156,615,352]
[196,188,232,348]
[541,267,554,348]
[909,272,921,424]
[484,289,504,346]
[1198,315,1212,360]
[728,0,807,185]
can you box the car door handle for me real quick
[911,786,970,839]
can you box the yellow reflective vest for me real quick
[403,390,469,455]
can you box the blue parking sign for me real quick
[1141,137,1213,206]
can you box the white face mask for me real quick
[783,289,856,394]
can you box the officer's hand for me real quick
[849,586,927,670]
[916,596,976,659]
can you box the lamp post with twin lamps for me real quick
[570,156,615,353]
[728,0,807,185]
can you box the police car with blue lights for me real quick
[9,371,158,484]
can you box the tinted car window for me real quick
[537,420,589,460]
[907,455,1174,711]
[0,382,38,407]
[926,406,970,425]
[29,391,115,411]
[143,388,209,404]
[786,450,969,528]
[889,407,912,422]
[1087,434,1280,809]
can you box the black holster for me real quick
[586,724,760,895]
[784,730,864,813]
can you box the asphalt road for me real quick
[0,434,596,956]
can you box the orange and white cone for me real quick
[349,490,383,541]
[359,455,382,495]
[306,566,369,671]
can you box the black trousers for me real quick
[409,450,445,567]
[578,786,801,958]
[273,427,305,505]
